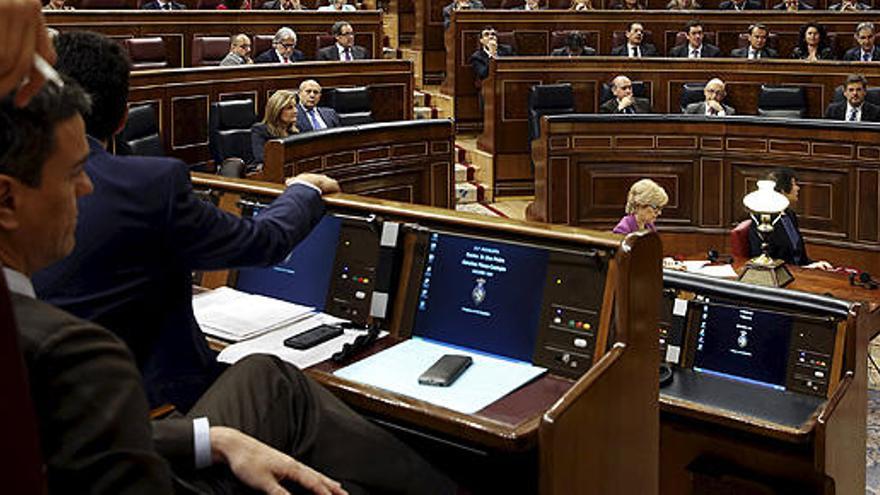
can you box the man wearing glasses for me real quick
[220,34,253,66]
[317,21,368,61]
[255,27,304,64]
[684,78,735,116]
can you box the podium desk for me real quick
[192,174,663,494]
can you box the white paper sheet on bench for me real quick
[334,337,547,415]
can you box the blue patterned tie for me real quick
[308,109,323,130]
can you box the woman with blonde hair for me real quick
[569,0,594,10]
[251,89,299,163]
[613,178,668,234]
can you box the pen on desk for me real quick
[33,54,64,88]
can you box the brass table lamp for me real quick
[738,180,794,287]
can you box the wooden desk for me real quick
[262,119,455,207]
[189,178,663,494]
[127,60,413,167]
[46,10,383,68]
[531,114,880,271]
[444,11,878,133]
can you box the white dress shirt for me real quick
[846,103,863,122]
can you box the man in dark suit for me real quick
[550,31,596,57]
[2,80,456,495]
[470,26,515,82]
[843,22,880,62]
[718,0,761,9]
[824,74,880,122]
[513,0,545,9]
[141,0,185,9]
[297,79,342,131]
[747,168,832,269]
[610,22,658,58]
[442,0,483,29]
[316,21,368,61]
[254,27,305,64]
[684,77,735,115]
[668,20,722,58]
[260,0,307,9]
[829,0,870,10]
[730,23,778,59]
[33,31,335,410]
[600,75,652,114]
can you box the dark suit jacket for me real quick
[599,97,652,114]
[141,0,185,8]
[259,0,307,8]
[747,209,811,265]
[668,43,722,58]
[824,100,880,121]
[610,43,658,57]
[33,138,325,409]
[442,0,483,29]
[730,46,778,59]
[790,46,834,60]
[316,44,368,61]
[685,101,736,115]
[512,3,546,7]
[550,46,596,56]
[14,293,179,494]
[843,46,880,61]
[296,104,342,132]
[253,48,305,63]
[470,44,515,81]
[718,0,762,8]
[829,0,870,9]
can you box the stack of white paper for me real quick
[193,287,314,341]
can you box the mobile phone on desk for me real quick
[418,354,473,387]
[283,324,344,350]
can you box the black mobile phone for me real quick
[418,354,473,387]
[283,324,344,350]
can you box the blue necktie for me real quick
[308,109,323,130]
[780,215,803,264]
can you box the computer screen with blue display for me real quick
[692,302,793,391]
[234,214,342,310]
[411,232,549,362]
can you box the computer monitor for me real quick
[411,231,550,363]
[691,301,793,391]
[233,214,342,310]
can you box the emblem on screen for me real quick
[471,278,487,305]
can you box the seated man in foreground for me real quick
[3,79,456,495]
[684,78,735,116]
[297,79,341,131]
[747,168,832,270]
[824,74,880,122]
[600,75,652,114]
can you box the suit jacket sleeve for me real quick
[251,123,270,163]
[322,107,341,127]
[163,160,326,271]
[824,103,841,119]
[17,296,175,494]
[470,50,490,80]
[317,47,335,61]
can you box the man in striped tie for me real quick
[824,74,880,122]
[296,79,341,132]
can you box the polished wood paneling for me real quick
[127,60,414,166]
[263,120,455,207]
[46,10,383,68]
[484,57,880,194]
[532,116,880,261]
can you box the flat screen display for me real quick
[411,232,549,362]
[234,214,341,310]
[692,301,793,390]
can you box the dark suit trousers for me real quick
[184,355,455,495]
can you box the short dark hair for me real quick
[566,31,586,49]
[54,31,131,141]
[0,79,91,187]
[331,21,352,36]
[769,167,798,194]
[627,21,643,32]
[845,73,868,89]
[684,19,704,33]
[748,23,769,35]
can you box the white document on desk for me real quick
[216,314,385,369]
[334,337,547,415]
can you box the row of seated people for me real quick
[44,0,359,10]
[114,22,370,69]
[1,28,457,494]
[470,21,880,82]
[528,73,879,124]
[443,0,872,18]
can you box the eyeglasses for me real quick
[648,204,664,213]
[339,31,355,36]
[280,43,296,48]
